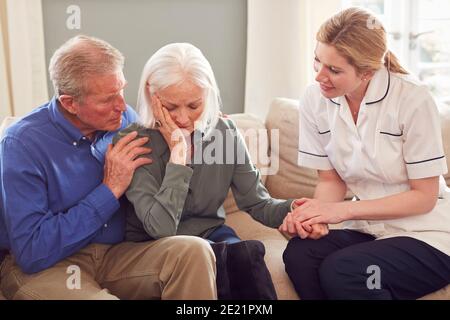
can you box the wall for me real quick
[245,0,341,120]
[42,0,247,114]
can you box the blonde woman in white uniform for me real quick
[282,7,450,299]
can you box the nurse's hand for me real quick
[279,212,329,240]
[291,198,346,227]
[279,212,311,239]
[304,223,329,240]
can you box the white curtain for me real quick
[245,0,341,119]
[0,0,48,123]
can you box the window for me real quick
[343,0,450,104]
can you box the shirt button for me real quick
[72,141,77,146]
[104,223,108,228]
[82,137,87,140]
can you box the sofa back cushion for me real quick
[223,114,270,214]
[264,98,319,199]
[0,117,19,139]
[439,104,450,186]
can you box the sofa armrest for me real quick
[0,117,19,138]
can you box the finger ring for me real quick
[155,120,162,128]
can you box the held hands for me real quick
[103,131,153,199]
[279,211,329,240]
[279,198,348,239]
[151,95,189,166]
[279,198,329,240]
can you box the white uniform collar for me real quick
[329,66,391,106]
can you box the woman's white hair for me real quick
[136,43,221,138]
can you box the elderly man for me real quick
[0,35,217,300]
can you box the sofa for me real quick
[0,98,449,300]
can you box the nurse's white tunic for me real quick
[298,66,450,256]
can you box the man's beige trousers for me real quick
[0,236,217,300]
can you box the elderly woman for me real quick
[114,43,326,299]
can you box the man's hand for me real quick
[103,131,153,199]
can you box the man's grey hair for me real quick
[48,35,124,100]
[136,43,221,139]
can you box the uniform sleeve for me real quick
[230,126,292,228]
[400,86,448,179]
[298,88,333,170]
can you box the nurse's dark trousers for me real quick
[283,230,450,300]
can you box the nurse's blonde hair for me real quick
[317,7,408,75]
[136,43,221,138]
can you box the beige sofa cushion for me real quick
[264,98,318,199]
[0,117,19,138]
[439,104,450,185]
[223,114,269,214]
